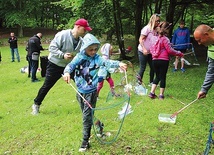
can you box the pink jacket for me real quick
[151,36,183,60]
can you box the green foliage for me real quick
[0,40,214,154]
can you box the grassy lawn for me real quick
[0,38,214,154]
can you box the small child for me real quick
[97,43,117,98]
[149,21,184,99]
[63,33,127,152]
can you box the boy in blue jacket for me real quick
[172,20,190,72]
[63,33,127,152]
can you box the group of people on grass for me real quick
[22,16,213,152]
[137,14,192,100]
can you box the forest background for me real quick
[0,0,213,60]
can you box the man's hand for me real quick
[63,73,71,83]
[64,53,74,60]
[197,91,206,99]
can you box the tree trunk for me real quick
[17,25,23,37]
[134,0,144,60]
[112,0,126,60]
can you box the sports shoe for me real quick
[181,68,185,73]
[149,92,157,99]
[173,68,177,72]
[31,104,40,115]
[159,95,164,100]
[79,141,90,152]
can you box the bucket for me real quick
[158,113,177,124]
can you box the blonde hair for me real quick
[147,14,160,30]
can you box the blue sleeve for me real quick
[187,29,191,48]
[171,30,176,45]
[63,54,80,74]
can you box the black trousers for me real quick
[152,60,169,88]
[34,61,65,105]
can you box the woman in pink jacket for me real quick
[149,22,184,99]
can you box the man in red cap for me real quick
[31,18,92,115]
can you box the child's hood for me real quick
[80,33,100,55]
[100,43,111,58]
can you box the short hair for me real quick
[179,20,185,25]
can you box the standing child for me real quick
[63,33,127,152]
[171,20,190,72]
[149,22,184,99]
[97,43,117,98]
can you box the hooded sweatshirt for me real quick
[171,27,190,50]
[64,33,120,94]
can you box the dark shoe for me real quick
[32,79,40,82]
[173,68,177,72]
[159,95,164,100]
[181,68,185,73]
[79,141,90,152]
[149,92,157,99]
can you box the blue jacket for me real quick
[64,33,120,94]
[171,27,190,50]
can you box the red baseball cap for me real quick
[75,18,92,31]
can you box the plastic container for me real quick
[158,113,177,124]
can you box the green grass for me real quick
[0,43,214,154]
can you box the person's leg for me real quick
[137,51,147,83]
[27,56,32,78]
[149,60,159,98]
[31,60,39,81]
[174,56,179,71]
[34,62,64,105]
[159,60,169,99]
[14,48,20,62]
[77,91,97,152]
[147,54,154,84]
[10,48,15,62]
[180,49,186,72]
[97,81,104,97]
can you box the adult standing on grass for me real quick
[8,32,20,62]
[63,33,127,152]
[193,24,214,99]
[31,18,92,115]
[137,14,160,87]
[171,20,190,73]
[26,33,44,82]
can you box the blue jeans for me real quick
[31,60,39,81]
[76,91,97,142]
[10,48,20,62]
[138,51,154,83]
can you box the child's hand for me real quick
[119,62,127,71]
[63,73,71,83]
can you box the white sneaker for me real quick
[31,104,40,115]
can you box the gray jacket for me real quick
[201,58,214,93]
[48,29,83,67]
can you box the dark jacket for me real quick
[8,36,18,48]
[26,35,44,56]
